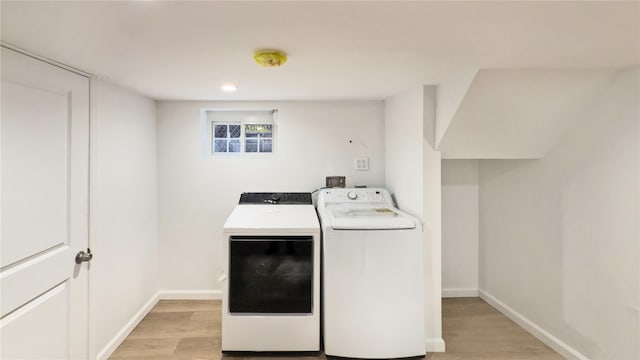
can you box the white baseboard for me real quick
[479,289,587,360]
[96,292,159,360]
[426,337,446,352]
[442,288,478,298]
[157,289,222,300]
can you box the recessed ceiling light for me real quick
[221,84,237,92]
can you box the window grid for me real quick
[211,122,273,154]
[212,122,242,153]
[244,124,273,153]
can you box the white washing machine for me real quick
[317,188,425,359]
[222,192,320,352]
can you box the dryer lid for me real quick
[328,207,416,230]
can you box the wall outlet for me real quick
[354,157,369,171]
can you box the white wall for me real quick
[385,87,424,218]
[478,67,639,359]
[434,67,477,147]
[439,69,615,159]
[441,160,479,297]
[385,86,444,352]
[90,80,158,359]
[156,100,385,293]
[422,85,444,352]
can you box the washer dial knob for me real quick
[347,191,358,200]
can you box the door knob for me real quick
[75,249,93,264]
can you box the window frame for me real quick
[204,109,276,156]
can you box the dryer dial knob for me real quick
[347,191,358,200]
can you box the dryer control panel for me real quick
[318,188,393,206]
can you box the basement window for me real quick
[213,123,241,153]
[206,110,276,154]
[244,124,273,153]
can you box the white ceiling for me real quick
[1,1,638,101]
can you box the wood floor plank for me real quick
[127,311,219,340]
[152,300,220,313]
[173,337,222,359]
[110,338,180,358]
[110,298,563,360]
[190,310,220,321]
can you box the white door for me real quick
[0,47,90,359]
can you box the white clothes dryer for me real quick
[222,192,320,352]
[317,188,425,359]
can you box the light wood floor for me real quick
[110,298,563,360]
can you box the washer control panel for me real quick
[318,188,393,205]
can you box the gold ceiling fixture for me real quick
[253,50,287,67]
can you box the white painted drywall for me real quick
[156,100,385,292]
[3,2,639,101]
[90,80,158,358]
[435,67,478,148]
[441,160,479,297]
[478,67,639,359]
[384,87,424,218]
[422,86,444,351]
[385,86,444,351]
[439,69,616,159]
